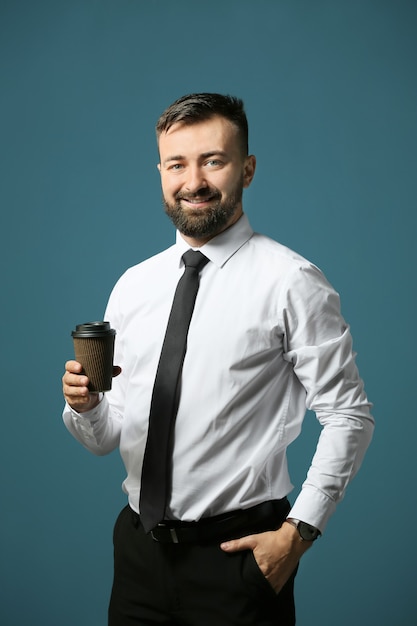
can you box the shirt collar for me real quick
[175,213,254,268]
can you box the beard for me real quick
[163,181,243,240]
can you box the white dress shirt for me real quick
[63,214,374,532]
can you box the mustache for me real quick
[176,187,221,201]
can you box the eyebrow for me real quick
[162,150,229,166]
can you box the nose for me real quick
[184,165,208,194]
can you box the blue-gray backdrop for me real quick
[1,1,416,624]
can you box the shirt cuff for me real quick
[287,486,337,534]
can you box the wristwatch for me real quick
[285,518,321,541]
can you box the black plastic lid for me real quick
[71,321,115,338]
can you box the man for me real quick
[62,93,374,625]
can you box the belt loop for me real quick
[151,527,179,543]
[131,509,140,529]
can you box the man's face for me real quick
[158,115,255,243]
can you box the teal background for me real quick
[1,1,416,624]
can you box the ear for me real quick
[243,155,256,188]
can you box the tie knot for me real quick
[182,249,209,272]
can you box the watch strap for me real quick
[285,518,321,541]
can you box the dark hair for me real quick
[156,93,249,155]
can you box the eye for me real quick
[168,163,184,171]
[205,159,223,167]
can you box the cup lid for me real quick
[71,321,116,338]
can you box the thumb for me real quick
[220,534,257,553]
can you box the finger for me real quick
[62,368,90,404]
[63,384,90,401]
[65,360,84,374]
[63,370,89,389]
[220,534,257,552]
[63,381,97,411]
[63,379,89,400]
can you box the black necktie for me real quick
[139,249,209,533]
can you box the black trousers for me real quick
[108,503,297,626]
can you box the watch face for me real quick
[299,522,320,541]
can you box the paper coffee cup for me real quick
[72,321,116,392]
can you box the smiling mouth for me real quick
[179,192,219,206]
[182,197,214,205]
